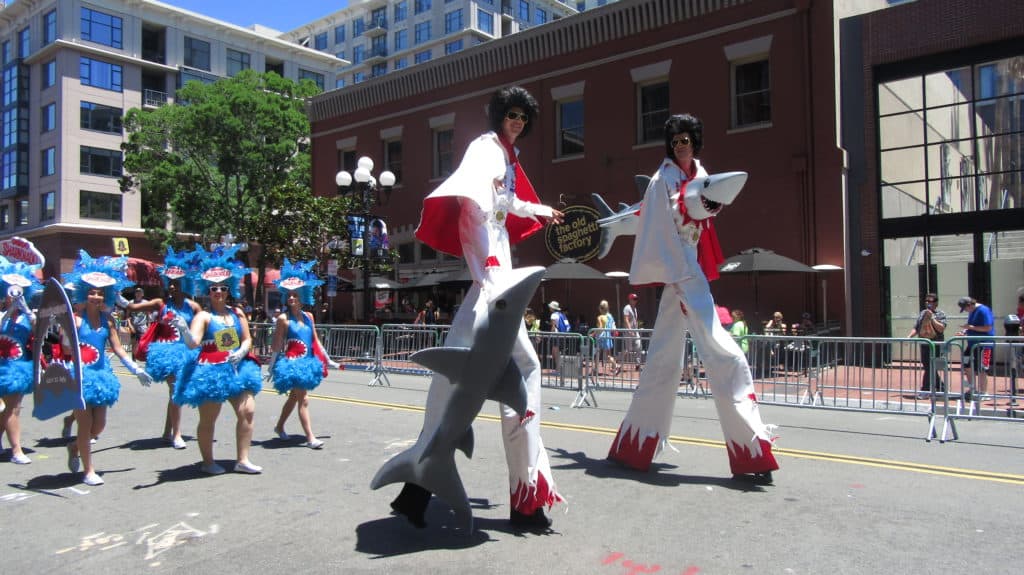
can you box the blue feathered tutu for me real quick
[146,341,198,382]
[174,359,262,407]
[272,356,324,393]
[82,367,121,407]
[0,359,33,396]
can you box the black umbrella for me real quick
[719,248,815,326]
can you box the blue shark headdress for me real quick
[158,246,195,295]
[62,250,133,306]
[274,258,323,307]
[0,256,42,301]
[188,244,250,299]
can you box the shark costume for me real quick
[607,114,778,482]
[268,259,332,393]
[139,247,201,383]
[0,257,41,398]
[386,86,562,530]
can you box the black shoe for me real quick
[390,483,431,528]
[510,507,553,530]
[733,471,773,485]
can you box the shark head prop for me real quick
[370,266,546,532]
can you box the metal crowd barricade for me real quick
[744,334,939,439]
[938,336,1024,442]
[318,324,383,384]
[379,324,450,376]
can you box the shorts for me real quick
[963,346,993,374]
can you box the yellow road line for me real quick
[303,390,1024,486]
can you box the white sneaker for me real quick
[82,472,104,486]
[234,460,263,474]
[172,437,187,450]
[301,439,325,450]
[11,452,31,465]
[201,462,226,475]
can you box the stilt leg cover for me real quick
[727,437,779,475]
[510,471,563,515]
[607,423,665,472]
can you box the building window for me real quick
[535,8,547,24]
[637,81,669,144]
[80,146,122,177]
[415,0,432,15]
[335,77,346,89]
[371,63,387,78]
[335,50,346,60]
[353,72,365,84]
[41,191,55,221]
[414,22,431,45]
[445,9,464,34]
[353,18,365,37]
[184,37,211,71]
[557,99,584,157]
[44,10,57,45]
[732,59,771,128]
[227,49,250,77]
[0,205,8,229]
[394,29,408,51]
[445,40,463,55]
[334,25,346,44]
[42,147,56,177]
[80,57,122,92]
[1,41,9,66]
[80,101,123,133]
[394,58,408,70]
[41,103,57,133]
[16,200,28,226]
[395,1,408,22]
[518,0,530,21]
[42,60,57,89]
[414,50,431,65]
[80,190,122,221]
[576,1,585,11]
[81,8,122,49]
[478,9,494,35]
[18,28,30,58]
[299,69,325,91]
[314,32,328,51]
[384,139,403,183]
[433,128,454,178]
[352,45,365,64]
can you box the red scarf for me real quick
[675,159,724,281]
[496,134,543,245]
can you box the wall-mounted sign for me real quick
[112,237,130,255]
[544,205,601,263]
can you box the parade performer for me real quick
[389,86,565,529]
[607,114,779,483]
[269,258,338,449]
[0,256,42,465]
[174,245,262,475]
[62,251,154,485]
[117,247,201,449]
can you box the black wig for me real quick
[663,113,703,158]
[488,86,539,139]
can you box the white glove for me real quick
[14,294,35,322]
[120,356,154,387]
[115,293,131,309]
[172,315,196,347]
[227,339,251,366]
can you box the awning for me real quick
[125,258,162,286]
[250,268,281,287]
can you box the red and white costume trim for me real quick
[609,158,779,476]
[415,131,562,513]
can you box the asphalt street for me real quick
[3,368,1023,574]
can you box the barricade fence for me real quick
[205,322,1024,440]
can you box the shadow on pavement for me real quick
[117,437,190,451]
[132,461,224,490]
[548,448,767,492]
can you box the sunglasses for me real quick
[925,299,937,303]
[671,136,692,148]
[505,111,529,123]
[210,285,230,293]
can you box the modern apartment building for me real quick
[0,0,344,278]
[279,0,576,89]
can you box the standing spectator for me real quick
[127,287,156,351]
[957,296,995,399]
[907,293,946,395]
[622,293,643,368]
[549,300,570,371]
[764,311,787,335]
[716,305,733,330]
[413,299,439,325]
[729,309,749,354]
[596,300,621,375]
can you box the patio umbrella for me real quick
[718,248,815,326]
[543,260,608,280]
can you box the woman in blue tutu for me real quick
[269,259,337,449]
[117,247,201,450]
[174,245,262,475]
[0,257,42,465]
[62,251,154,485]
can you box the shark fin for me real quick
[591,193,613,218]
[634,174,651,196]
[370,443,473,531]
[487,359,527,416]
[411,347,471,382]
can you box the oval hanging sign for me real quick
[544,205,601,263]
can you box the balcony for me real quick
[365,18,388,37]
[143,89,168,108]
[501,3,514,19]
[365,46,388,63]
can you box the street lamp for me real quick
[336,156,397,322]
[812,264,843,334]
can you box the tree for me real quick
[121,70,359,304]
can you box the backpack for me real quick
[556,312,571,332]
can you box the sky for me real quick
[159,0,348,34]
